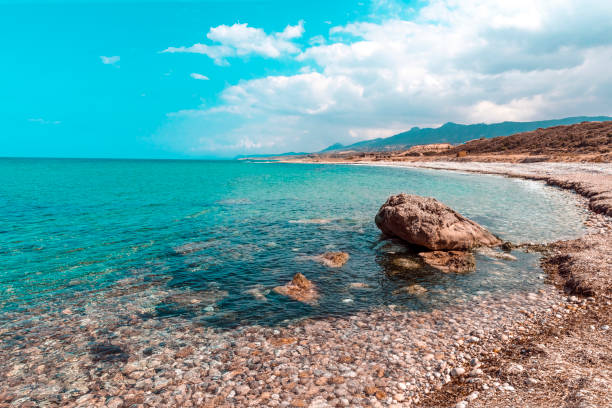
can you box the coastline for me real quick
[1,162,610,407]
[281,159,612,407]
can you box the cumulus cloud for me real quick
[100,55,120,65]
[159,0,612,155]
[190,73,209,80]
[162,21,304,65]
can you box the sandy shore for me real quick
[1,162,610,408]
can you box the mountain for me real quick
[320,116,612,153]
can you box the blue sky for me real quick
[1,0,611,158]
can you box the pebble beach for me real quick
[1,162,611,408]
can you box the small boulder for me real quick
[273,273,318,304]
[375,194,501,250]
[419,251,476,273]
[316,251,350,267]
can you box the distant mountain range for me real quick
[320,116,612,153]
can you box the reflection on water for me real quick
[0,159,588,328]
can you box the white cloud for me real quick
[159,0,612,155]
[100,55,120,65]
[190,73,209,80]
[162,21,304,65]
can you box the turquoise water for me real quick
[0,159,586,327]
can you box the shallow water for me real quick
[0,159,587,328]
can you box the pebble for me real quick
[466,391,479,401]
[0,268,582,408]
[451,367,466,377]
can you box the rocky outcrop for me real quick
[273,273,318,304]
[375,194,501,250]
[419,251,476,273]
[317,252,350,268]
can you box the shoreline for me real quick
[280,159,612,406]
[1,162,610,407]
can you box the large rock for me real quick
[375,194,501,250]
[273,273,318,304]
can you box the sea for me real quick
[0,158,588,328]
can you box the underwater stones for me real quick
[393,284,428,295]
[349,282,371,289]
[89,343,129,363]
[375,194,501,250]
[173,242,207,255]
[476,247,517,261]
[418,251,476,273]
[273,273,318,304]
[245,285,270,301]
[391,257,422,270]
[317,252,350,268]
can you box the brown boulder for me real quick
[317,251,350,267]
[273,273,318,304]
[375,194,501,250]
[419,250,475,273]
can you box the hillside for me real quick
[321,116,612,153]
[446,120,612,157]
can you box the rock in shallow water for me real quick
[273,273,318,304]
[393,284,428,295]
[391,257,422,270]
[375,193,501,250]
[316,251,350,267]
[419,251,476,273]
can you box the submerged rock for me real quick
[349,282,371,289]
[245,285,270,301]
[89,343,129,363]
[273,273,318,304]
[393,284,428,295]
[476,247,517,261]
[391,257,422,270]
[375,194,501,250]
[317,251,350,267]
[419,251,476,273]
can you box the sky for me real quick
[1,0,612,159]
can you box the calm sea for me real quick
[0,158,587,327]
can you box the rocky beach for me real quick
[1,160,611,408]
